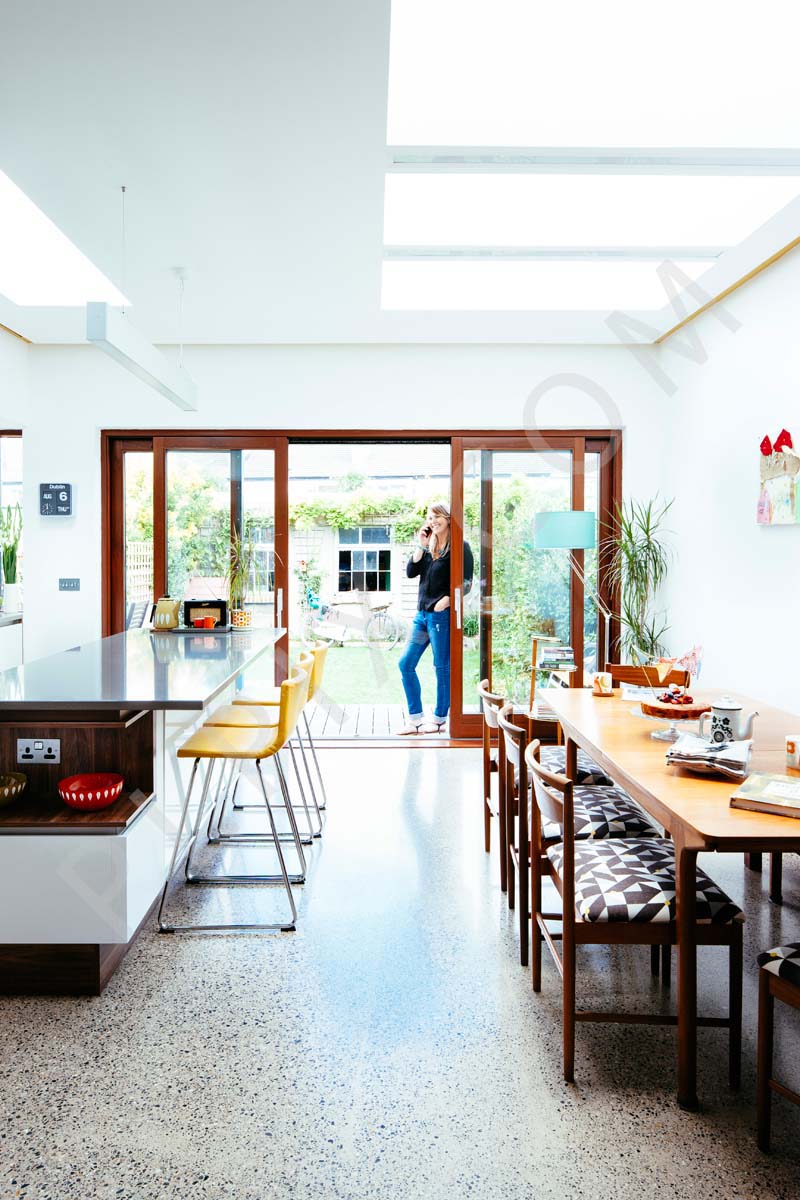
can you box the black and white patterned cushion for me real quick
[539,786,660,841]
[757,943,800,988]
[539,746,614,787]
[546,837,743,924]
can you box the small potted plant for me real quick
[0,503,22,614]
[227,526,258,629]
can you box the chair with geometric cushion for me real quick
[525,739,744,1085]
[497,704,661,967]
[757,943,800,1151]
[477,679,505,861]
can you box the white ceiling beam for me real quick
[384,246,726,261]
[388,147,800,175]
[86,303,197,411]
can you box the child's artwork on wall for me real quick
[758,429,800,525]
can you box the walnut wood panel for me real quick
[0,898,158,995]
[0,710,154,801]
[0,789,154,831]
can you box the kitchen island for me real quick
[0,626,282,994]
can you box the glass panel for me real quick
[365,550,378,570]
[241,448,276,630]
[387,1,800,148]
[366,571,378,591]
[339,550,351,569]
[382,259,712,312]
[352,572,366,591]
[384,174,800,249]
[362,525,391,543]
[583,454,601,677]
[352,549,364,570]
[0,436,22,511]
[166,451,230,603]
[462,447,572,711]
[123,451,154,626]
[378,573,390,592]
[339,528,359,544]
[338,572,351,591]
[378,550,391,571]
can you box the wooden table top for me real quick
[541,687,800,851]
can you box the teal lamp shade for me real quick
[533,510,597,550]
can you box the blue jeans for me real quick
[398,609,450,721]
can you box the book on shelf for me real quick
[729,773,800,819]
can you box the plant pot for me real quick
[2,582,21,613]
[231,608,252,629]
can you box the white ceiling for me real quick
[1,1,799,346]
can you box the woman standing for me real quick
[397,503,474,734]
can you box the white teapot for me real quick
[699,696,758,744]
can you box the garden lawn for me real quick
[292,641,481,707]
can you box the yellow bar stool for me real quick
[205,654,320,841]
[157,665,309,934]
[234,643,330,813]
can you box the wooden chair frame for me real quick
[497,703,531,965]
[524,740,743,1086]
[477,679,505,860]
[757,967,800,1151]
[606,663,691,689]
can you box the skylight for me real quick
[381,259,712,311]
[0,170,128,307]
[387,1,800,147]
[384,175,800,250]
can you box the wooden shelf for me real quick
[0,789,155,833]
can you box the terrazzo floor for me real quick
[2,747,800,1200]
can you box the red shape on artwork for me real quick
[760,435,773,456]
[774,428,794,452]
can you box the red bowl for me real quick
[57,772,124,811]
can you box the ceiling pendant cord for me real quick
[120,184,127,316]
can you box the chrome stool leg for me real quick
[288,738,321,839]
[210,752,313,848]
[303,710,328,811]
[295,730,324,834]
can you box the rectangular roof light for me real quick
[384,174,800,249]
[388,0,800,147]
[0,170,128,307]
[381,259,712,311]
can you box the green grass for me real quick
[291,640,481,707]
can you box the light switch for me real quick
[59,578,80,591]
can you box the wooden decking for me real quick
[305,700,410,738]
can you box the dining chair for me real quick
[757,943,800,1151]
[477,679,505,858]
[524,740,744,1086]
[607,663,691,689]
[498,704,660,967]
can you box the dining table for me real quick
[541,684,800,1109]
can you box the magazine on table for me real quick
[666,733,752,779]
[730,772,800,819]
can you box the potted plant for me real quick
[602,496,673,662]
[227,525,259,629]
[0,503,22,614]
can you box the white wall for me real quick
[661,246,800,710]
[1,342,666,660]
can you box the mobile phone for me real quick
[423,525,432,537]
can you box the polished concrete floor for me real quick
[2,747,800,1200]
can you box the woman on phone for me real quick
[396,503,474,734]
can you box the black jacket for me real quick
[407,543,474,612]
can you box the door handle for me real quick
[276,587,284,630]
[454,587,462,631]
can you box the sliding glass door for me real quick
[449,435,617,739]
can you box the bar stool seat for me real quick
[178,723,280,760]
[206,704,279,728]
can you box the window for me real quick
[0,435,22,511]
[338,526,391,592]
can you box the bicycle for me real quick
[302,594,404,649]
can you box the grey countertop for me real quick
[0,627,284,711]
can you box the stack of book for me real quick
[539,645,576,671]
[532,697,559,722]
[666,733,752,779]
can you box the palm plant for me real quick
[602,496,673,661]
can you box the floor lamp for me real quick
[533,510,613,671]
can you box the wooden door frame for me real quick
[102,427,621,732]
[450,430,621,739]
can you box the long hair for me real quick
[428,502,451,559]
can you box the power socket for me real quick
[17,738,61,765]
